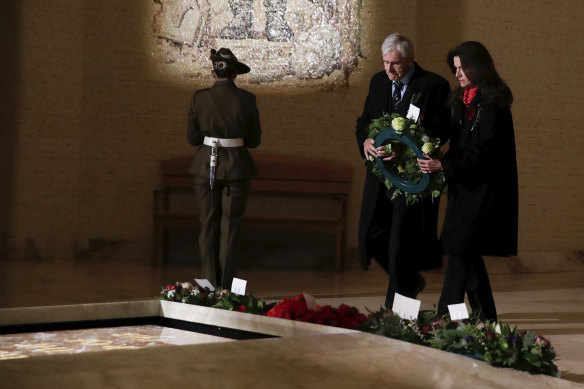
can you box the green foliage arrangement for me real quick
[366,113,446,205]
[360,308,560,378]
[359,308,441,346]
[427,313,559,377]
[160,282,274,315]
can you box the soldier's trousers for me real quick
[193,176,250,289]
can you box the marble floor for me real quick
[0,247,583,387]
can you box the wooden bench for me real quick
[152,153,353,270]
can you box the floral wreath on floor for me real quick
[361,308,559,377]
[366,113,446,205]
[159,283,560,378]
[160,282,274,315]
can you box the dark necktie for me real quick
[392,81,403,109]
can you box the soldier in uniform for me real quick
[187,48,262,289]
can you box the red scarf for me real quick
[463,87,478,107]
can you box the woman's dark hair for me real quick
[212,60,237,79]
[447,41,513,108]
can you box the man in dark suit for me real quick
[188,48,262,289]
[355,33,450,308]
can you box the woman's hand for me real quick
[364,138,396,161]
[417,153,442,174]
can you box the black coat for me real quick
[441,92,518,256]
[355,64,451,271]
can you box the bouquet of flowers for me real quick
[427,314,560,377]
[266,293,368,329]
[159,282,274,315]
[361,307,560,377]
[366,113,446,205]
[359,308,440,346]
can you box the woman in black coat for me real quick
[418,41,518,321]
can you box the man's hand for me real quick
[364,138,396,161]
[417,153,442,173]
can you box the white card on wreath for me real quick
[407,104,421,121]
[448,303,470,320]
[194,278,215,291]
[231,277,247,295]
[303,293,319,311]
[392,293,421,320]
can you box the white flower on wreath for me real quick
[391,117,407,133]
[422,142,434,154]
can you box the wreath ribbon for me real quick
[373,129,430,194]
[365,113,445,205]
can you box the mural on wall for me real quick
[151,0,361,88]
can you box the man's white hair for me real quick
[381,33,414,58]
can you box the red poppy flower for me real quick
[487,329,496,340]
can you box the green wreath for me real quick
[366,113,446,206]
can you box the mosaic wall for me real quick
[152,0,361,88]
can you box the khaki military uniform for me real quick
[187,79,261,289]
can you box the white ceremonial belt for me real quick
[203,137,244,147]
